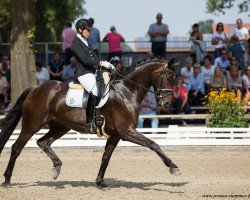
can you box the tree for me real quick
[206,0,250,15]
[11,0,36,103]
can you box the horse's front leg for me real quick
[96,135,120,187]
[120,128,180,175]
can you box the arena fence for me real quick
[3,127,250,147]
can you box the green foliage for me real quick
[0,0,85,43]
[206,89,248,128]
[206,0,250,15]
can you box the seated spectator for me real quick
[227,66,242,103]
[172,76,191,114]
[242,65,250,112]
[112,56,124,73]
[36,60,50,85]
[137,87,159,130]
[202,55,215,94]
[228,35,245,70]
[47,51,65,81]
[211,22,229,58]
[180,57,193,86]
[210,66,227,91]
[188,63,205,107]
[0,55,11,100]
[214,48,230,71]
[0,68,8,109]
[228,55,241,71]
[62,57,78,83]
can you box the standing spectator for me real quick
[210,66,227,91]
[188,63,205,107]
[214,48,230,70]
[172,76,191,114]
[211,22,229,58]
[226,66,242,103]
[87,18,101,58]
[0,55,11,100]
[62,56,78,83]
[137,87,159,130]
[180,57,193,86]
[233,18,249,70]
[35,60,50,85]
[62,22,77,65]
[189,23,205,65]
[47,51,66,81]
[148,13,169,58]
[103,26,125,61]
[202,55,215,94]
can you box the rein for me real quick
[111,64,176,97]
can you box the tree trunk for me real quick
[11,0,36,104]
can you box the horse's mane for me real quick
[122,58,167,75]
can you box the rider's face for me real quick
[82,28,91,38]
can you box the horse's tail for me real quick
[0,88,33,154]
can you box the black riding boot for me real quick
[85,94,97,131]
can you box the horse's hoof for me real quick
[1,181,11,187]
[96,181,109,188]
[51,166,61,180]
[170,167,181,175]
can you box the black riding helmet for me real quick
[75,18,91,32]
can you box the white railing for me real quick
[2,126,250,147]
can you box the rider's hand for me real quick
[100,61,115,70]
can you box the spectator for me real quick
[87,18,101,58]
[214,48,230,71]
[211,22,229,58]
[62,22,77,65]
[103,25,125,61]
[62,56,78,83]
[233,18,249,70]
[189,23,206,65]
[112,56,124,73]
[228,55,241,71]
[188,63,205,107]
[148,13,169,58]
[0,68,8,109]
[226,66,242,103]
[137,87,159,130]
[242,65,250,112]
[202,55,215,94]
[210,66,227,91]
[47,51,66,81]
[228,34,245,70]
[172,76,191,114]
[35,60,50,85]
[180,57,193,86]
[0,55,11,99]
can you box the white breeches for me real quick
[78,73,98,96]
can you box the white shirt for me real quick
[234,27,249,41]
[214,57,230,69]
[180,67,193,85]
[202,65,215,84]
[36,67,50,85]
[212,32,228,49]
[242,75,250,88]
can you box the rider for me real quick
[71,18,114,131]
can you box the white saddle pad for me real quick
[65,88,109,109]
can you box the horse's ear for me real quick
[167,58,175,70]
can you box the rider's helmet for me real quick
[75,18,91,32]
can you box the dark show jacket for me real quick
[71,37,100,79]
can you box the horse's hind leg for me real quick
[96,135,120,187]
[121,129,180,175]
[36,124,70,180]
[3,130,35,185]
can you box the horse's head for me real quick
[149,59,176,113]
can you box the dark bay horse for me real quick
[0,59,180,187]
